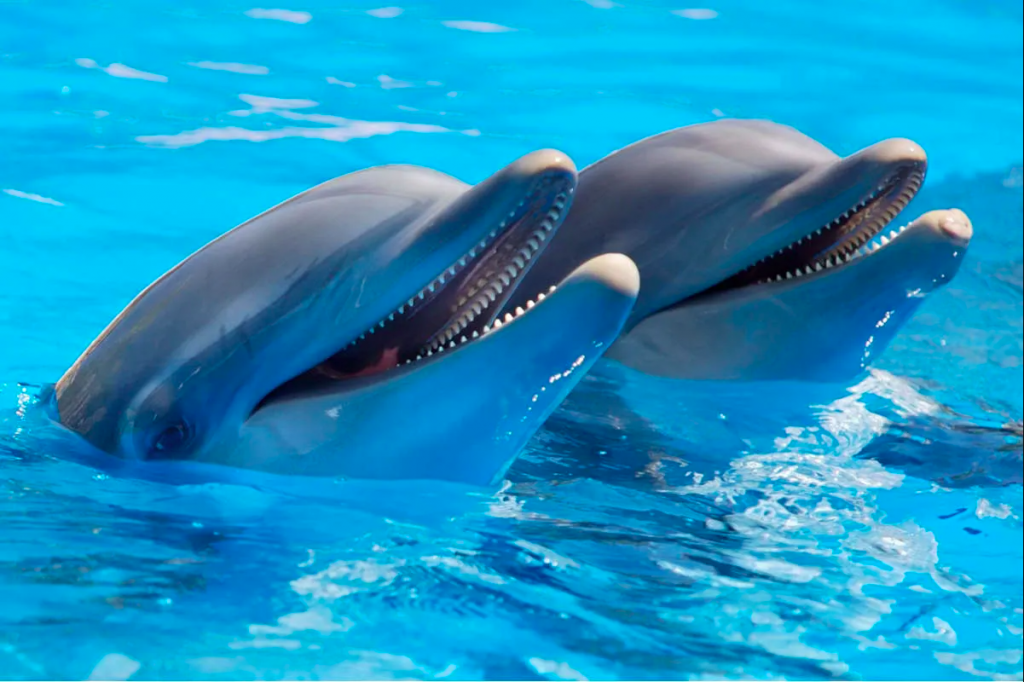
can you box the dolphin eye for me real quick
[149,422,192,458]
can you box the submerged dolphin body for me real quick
[52,151,640,486]
[504,120,974,381]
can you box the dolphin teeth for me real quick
[460,336,467,344]
[479,240,487,249]
[526,299,535,309]
[549,286,556,293]
[449,267,457,276]
[527,238,540,251]
[489,229,497,238]
[428,283,436,293]
[498,220,507,229]
[785,271,792,279]
[438,275,446,285]
[504,312,514,323]
[513,256,526,269]
[459,257,467,267]
[418,292,425,300]
[499,274,511,286]
[493,318,503,329]
[804,266,813,275]
[472,302,483,315]
[546,210,559,221]
[515,306,525,316]
[880,235,889,246]
[487,290,497,302]
[472,330,479,338]
[469,248,477,258]
[449,341,455,349]
[888,229,898,239]
[427,350,433,357]
[537,293,545,302]
[388,314,394,321]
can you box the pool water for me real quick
[1,0,1021,679]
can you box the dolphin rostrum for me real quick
[50,150,640,485]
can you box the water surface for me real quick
[1,0,1021,679]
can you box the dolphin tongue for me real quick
[330,347,401,379]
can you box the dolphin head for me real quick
[53,150,636,483]
[506,119,973,381]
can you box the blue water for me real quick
[1,0,1022,679]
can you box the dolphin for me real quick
[503,119,974,382]
[50,150,640,486]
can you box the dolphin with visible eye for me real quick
[49,150,640,486]
[502,119,974,382]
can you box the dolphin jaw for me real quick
[252,170,575,411]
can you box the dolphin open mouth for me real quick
[257,167,575,408]
[701,159,926,295]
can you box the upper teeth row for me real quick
[748,193,881,271]
[741,169,923,285]
[757,222,909,284]
[338,186,568,367]
[340,205,526,349]
[426,193,568,353]
[403,285,558,364]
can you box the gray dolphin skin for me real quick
[52,150,641,485]
[503,119,974,381]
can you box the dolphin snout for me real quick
[569,252,641,298]
[937,208,973,243]
[854,137,928,169]
[503,148,578,180]
[914,208,974,245]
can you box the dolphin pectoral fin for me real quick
[234,254,640,485]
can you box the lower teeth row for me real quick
[403,285,558,364]
[758,221,909,284]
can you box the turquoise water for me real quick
[1,0,1022,679]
